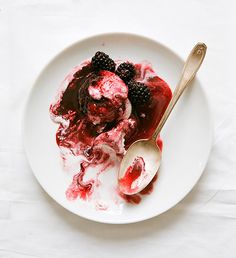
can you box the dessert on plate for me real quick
[49,51,172,208]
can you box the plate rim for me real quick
[22,32,214,224]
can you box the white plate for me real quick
[23,33,213,224]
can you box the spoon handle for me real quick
[152,42,207,141]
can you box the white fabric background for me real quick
[0,0,235,257]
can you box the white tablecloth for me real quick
[0,0,235,257]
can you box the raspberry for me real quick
[116,62,136,82]
[127,80,151,105]
[91,51,115,72]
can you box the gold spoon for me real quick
[118,43,207,195]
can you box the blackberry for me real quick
[91,51,115,72]
[116,62,136,82]
[128,80,151,105]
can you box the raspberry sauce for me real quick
[49,60,172,205]
[119,156,145,194]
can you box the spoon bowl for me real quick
[118,139,161,195]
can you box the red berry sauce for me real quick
[49,60,172,205]
[119,156,146,194]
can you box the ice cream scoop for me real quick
[118,43,207,195]
[87,70,130,124]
